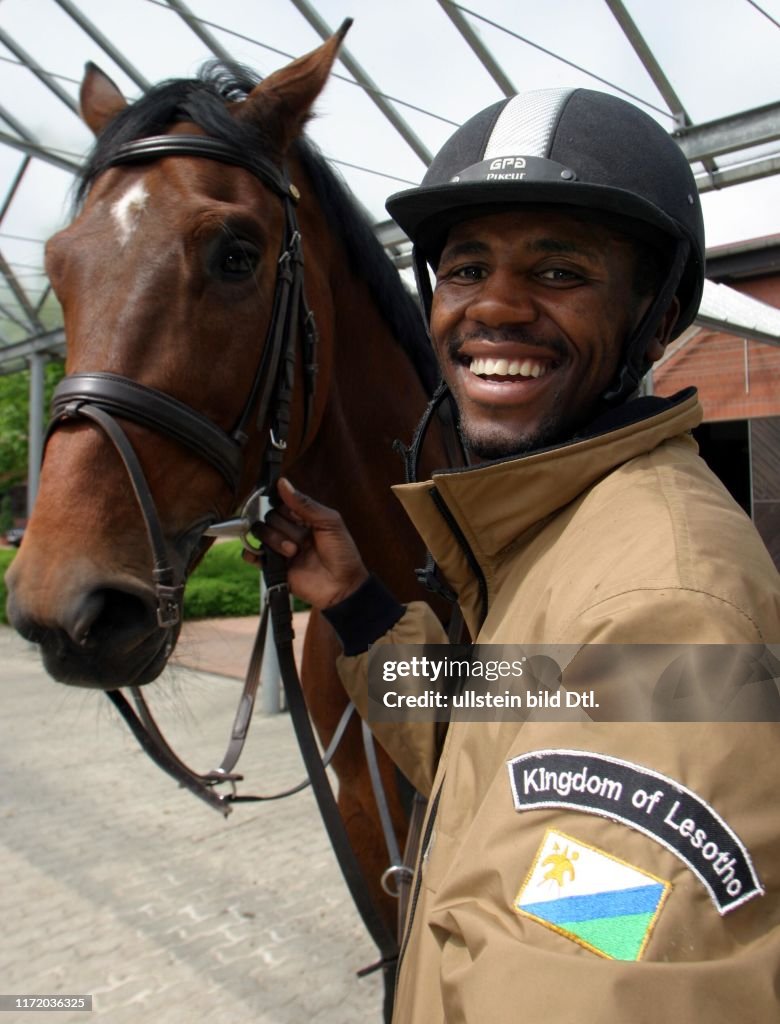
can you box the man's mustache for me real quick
[447,328,568,362]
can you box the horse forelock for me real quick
[76,61,437,394]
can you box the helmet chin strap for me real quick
[601,238,690,405]
[413,245,436,324]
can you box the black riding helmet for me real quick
[386,87,705,403]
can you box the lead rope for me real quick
[261,548,400,1023]
[245,194,401,1019]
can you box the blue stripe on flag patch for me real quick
[519,883,665,925]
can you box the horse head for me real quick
[6,28,360,688]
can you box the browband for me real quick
[111,135,298,203]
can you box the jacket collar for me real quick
[392,389,702,629]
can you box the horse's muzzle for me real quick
[6,576,175,689]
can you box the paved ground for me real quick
[0,620,384,1024]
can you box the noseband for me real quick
[48,133,319,627]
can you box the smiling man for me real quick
[429,207,675,458]
[257,88,780,1023]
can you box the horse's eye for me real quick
[218,241,260,279]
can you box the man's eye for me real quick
[538,268,582,283]
[452,265,486,281]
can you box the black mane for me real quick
[78,63,437,393]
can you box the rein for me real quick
[47,132,400,1012]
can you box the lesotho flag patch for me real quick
[514,829,671,960]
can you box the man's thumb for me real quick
[277,477,336,528]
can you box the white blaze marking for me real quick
[111,181,149,245]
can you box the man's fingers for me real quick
[252,479,342,558]
[253,521,302,557]
[264,508,310,546]
[244,478,369,610]
[277,477,342,529]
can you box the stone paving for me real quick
[0,624,383,1024]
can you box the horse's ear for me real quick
[236,19,352,153]
[80,62,128,136]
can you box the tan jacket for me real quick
[339,392,780,1023]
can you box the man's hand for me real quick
[247,477,369,610]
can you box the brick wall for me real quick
[652,274,780,421]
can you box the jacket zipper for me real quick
[428,486,489,629]
[393,488,486,1004]
[395,779,444,992]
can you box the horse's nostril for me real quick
[68,590,107,646]
[64,587,156,648]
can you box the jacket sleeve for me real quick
[334,600,449,797]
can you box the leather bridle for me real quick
[49,133,319,631]
[45,132,321,810]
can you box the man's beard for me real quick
[445,327,573,460]
[458,402,568,460]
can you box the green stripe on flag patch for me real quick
[558,910,657,960]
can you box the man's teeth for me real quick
[469,357,550,379]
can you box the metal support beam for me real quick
[694,153,780,193]
[0,131,80,174]
[27,352,45,517]
[673,102,780,162]
[35,284,53,318]
[51,0,151,92]
[0,251,43,330]
[603,0,689,125]
[0,156,32,226]
[163,0,236,64]
[0,299,32,333]
[0,26,80,117]
[288,0,433,166]
[435,0,516,97]
[604,0,726,180]
[0,330,65,373]
[0,102,39,142]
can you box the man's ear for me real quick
[646,296,681,365]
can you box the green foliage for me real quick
[0,361,66,486]
[189,539,258,581]
[183,540,309,618]
[183,540,260,619]
[0,539,308,626]
[0,548,15,625]
[0,494,12,533]
[183,576,260,619]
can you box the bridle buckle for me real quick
[155,583,183,627]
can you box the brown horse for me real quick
[5,31,450,958]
